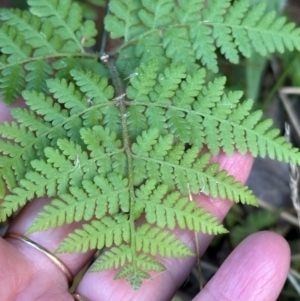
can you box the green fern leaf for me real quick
[114,264,150,290]
[0,1,99,103]
[104,0,144,41]
[203,0,231,22]
[0,65,26,103]
[175,0,205,24]
[149,64,186,105]
[139,0,174,29]
[56,214,130,253]
[136,224,194,257]
[27,94,64,126]
[91,245,133,271]
[126,59,159,101]
[0,121,36,189]
[28,174,130,233]
[0,24,31,63]
[136,254,166,272]
[134,34,169,71]
[108,0,300,72]
[190,24,218,73]
[28,0,89,51]
[70,69,114,104]
[0,9,61,56]
[52,57,107,81]
[25,60,53,93]
[1,0,300,289]
[142,186,228,234]
[129,61,300,165]
[225,0,252,57]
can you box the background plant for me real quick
[0,0,300,291]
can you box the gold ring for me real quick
[72,293,91,301]
[5,233,73,286]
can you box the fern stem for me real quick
[105,55,138,268]
[0,52,99,71]
[106,56,125,96]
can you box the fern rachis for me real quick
[0,0,300,290]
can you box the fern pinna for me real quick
[0,0,300,290]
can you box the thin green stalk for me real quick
[99,0,110,55]
[0,52,99,71]
[262,53,300,111]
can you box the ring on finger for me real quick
[4,233,73,287]
[72,293,91,301]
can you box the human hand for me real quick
[0,102,290,301]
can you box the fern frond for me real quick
[105,0,143,41]
[0,170,57,220]
[0,2,99,103]
[128,61,300,166]
[0,139,93,221]
[0,9,62,56]
[28,174,129,233]
[136,224,194,257]
[108,0,300,72]
[0,58,298,286]
[25,60,53,93]
[126,59,159,102]
[70,69,114,104]
[52,57,108,80]
[28,0,96,51]
[149,64,186,105]
[0,65,26,104]
[133,135,257,205]
[1,0,300,286]
[0,126,125,222]
[57,214,130,253]
[136,182,228,234]
[175,0,205,24]
[134,35,170,73]
[114,264,150,290]
[91,223,192,290]
[139,0,174,29]
[91,245,133,271]
[22,91,68,127]
[0,24,31,63]
[0,70,118,214]
[0,121,37,194]
[136,254,166,272]
[203,0,230,22]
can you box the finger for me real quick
[75,152,254,301]
[0,236,75,301]
[1,98,95,259]
[0,98,24,122]
[4,198,97,300]
[1,99,96,298]
[7,198,96,274]
[194,231,290,301]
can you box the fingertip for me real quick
[196,231,290,301]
